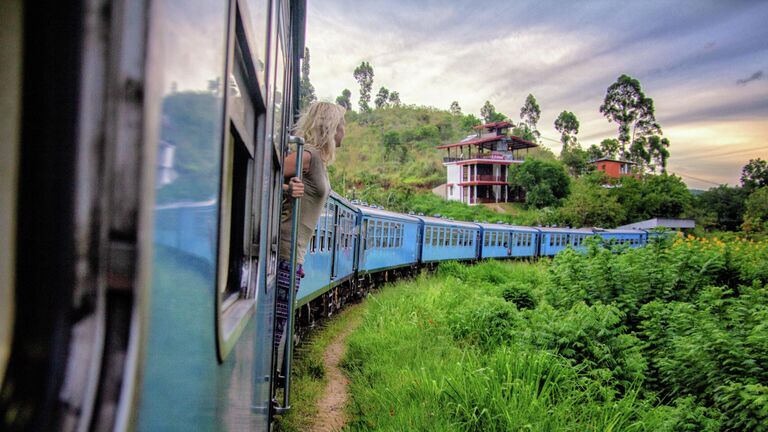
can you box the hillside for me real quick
[329,105,552,225]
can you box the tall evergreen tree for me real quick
[353,61,374,113]
[554,111,579,151]
[520,94,541,141]
[388,91,401,106]
[374,87,390,109]
[480,100,506,124]
[299,47,317,109]
[450,101,462,115]
[599,74,662,161]
[336,89,352,111]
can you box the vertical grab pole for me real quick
[281,135,304,412]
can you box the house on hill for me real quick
[591,157,635,179]
[437,121,537,205]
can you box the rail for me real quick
[461,175,507,182]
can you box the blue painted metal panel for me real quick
[297,200,334,305]
[476,223,540,259]
[415,216,480,263]
[357,206,421,273]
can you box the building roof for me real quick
[437,134,537,150]
[590,157,636,165]
[616,218,696,230]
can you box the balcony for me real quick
[443,153,525,164]
[460,174,507,183]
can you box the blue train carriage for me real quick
[595,228,648,248]
[537,227,596,256]
[477,223,539,259]
[297,192,358,310]
[1,0,308,430]
[357,205,422,278]
[139,0,308,430]
[417,216,481,263]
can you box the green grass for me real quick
[340,259,734,431]
[342,262,653,431]
[274,302,367,432]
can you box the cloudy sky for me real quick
[305,0,768,189]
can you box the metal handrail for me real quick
[274,135,304,415]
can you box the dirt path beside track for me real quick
[309,316,361,432]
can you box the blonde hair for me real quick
[294,102,346,164]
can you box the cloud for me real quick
[306,0,768,187]
[737,71,764,86]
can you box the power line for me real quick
[672,145,768,161]
[673,170,723,186]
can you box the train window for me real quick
[425,227,432,247]
[215,10,267,361]
[433,227,438,246]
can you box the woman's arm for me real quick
[283,150,312,179]
[282,150,311,198]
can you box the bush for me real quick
[501,283,537,310]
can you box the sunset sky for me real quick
[305,0,768,189]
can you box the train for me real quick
[0,1,661,431]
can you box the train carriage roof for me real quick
[356,204,421,223]
[597,228,647,235]
[475,222,539,233]
[412,214,481,229]
[536,227,598,234]
[328,190,358,212]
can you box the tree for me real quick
[554,111,579,150]
[335,88,352,111]
[614,174,691,223]
[450,101,462,116]
[382,130,401,154]
[561,144,590,177]
[647,135,670,173]
[556,176,625,227]
[480,100,496,124]
[461,114,482,131]
[740,158,768,192]
[374,86,390,109]
[480,100,507,124]
[509,159,570,209]
[695,185,746,231]
[299,47,317,110]
[520,94,541,141]
[599,74,661,159]
[742,186,768,235]
[388,91,401,106]
[353,61,374,113]
[587,144,604,162]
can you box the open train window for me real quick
[215,6,269,361]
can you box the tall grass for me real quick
[341,262,687,431]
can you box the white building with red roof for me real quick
[437,121,537,205]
